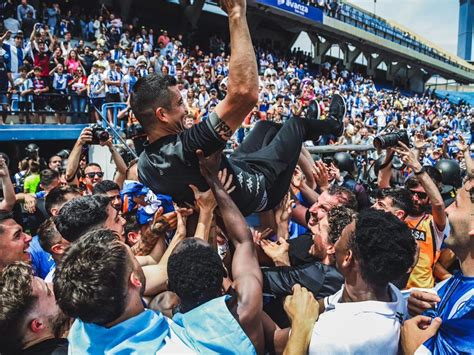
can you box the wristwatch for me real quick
[414,167,426,175]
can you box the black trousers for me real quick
[231,118,338,210]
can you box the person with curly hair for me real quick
[308,209,417,354]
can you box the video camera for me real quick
[373,130,409,150]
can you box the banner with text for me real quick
[256,0,323,23]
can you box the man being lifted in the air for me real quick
[130,0,346,215]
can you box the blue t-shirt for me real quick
[423,272,474,354]
[30,235,55,279]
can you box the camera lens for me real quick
[98,130,110,142]
[374,130,409,149]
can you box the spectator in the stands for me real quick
[17,0,36,24]
[69,67,88,123]
[31,66,49,124]
[87,63,106,123]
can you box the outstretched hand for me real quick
[394,141,422,172]
[196,149,223,181]
[219,0,247,18]
[260,237,290,266]
[189,185,217,212]
[150,207,193,234]
[456,135,469,153]
[312,160,329,191]
[275,192,294,229]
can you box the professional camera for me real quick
[126,123,145,140]
[373,130,409,150]
[90,124,110,145]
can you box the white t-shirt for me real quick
[309,283,407,355]
[45,267,55,283]
[375,109,387,128]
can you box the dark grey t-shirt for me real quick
[138,112,267,215]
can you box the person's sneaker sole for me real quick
[328,93,346,136]
[307,99,321,120]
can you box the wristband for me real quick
[414,167,426,176]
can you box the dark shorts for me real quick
[90,97,105,111]
[18,101,32,111]
[50,94,69,111]
[105,93,121,103]
[33,97,47,110]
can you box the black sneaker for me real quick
[327,93,346,136]
[306,99,321,120]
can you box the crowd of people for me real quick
[0,0,473,354]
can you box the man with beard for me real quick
[262,206,356,299]
[393,143,448,289]
[402,177,474,354]
[0,262,70,354]
[47,156,62,172]
[53,229,192,353]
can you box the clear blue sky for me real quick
[350,0,459,56]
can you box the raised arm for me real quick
[377,149,394,189]
[142,208,192,296]
[283,285,319,355]
[101,138,128,177]
[66,127,92,183]
[458,135,473,178]
[196,149,264,354]
[395,142,446,231]
[29,26,36,44]
[0,157,16,212]
[188,185,216,241]
[0,30,12,47]
[213,0,258,136]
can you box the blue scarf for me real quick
[121,181,174,225]
[423,272,474,354]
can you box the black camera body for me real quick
[90,124,110,145]
[127,123,145,140]
[373,130,409,150]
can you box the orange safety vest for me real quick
[405,214,440,289]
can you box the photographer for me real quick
[65,127,127,193]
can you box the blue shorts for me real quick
[0,94,8,105]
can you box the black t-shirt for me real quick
[138,112,267,215]
[20,338,68,355]
[0,59,9,92]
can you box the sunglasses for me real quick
[86,172,104,178]
[410,190,427,199]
